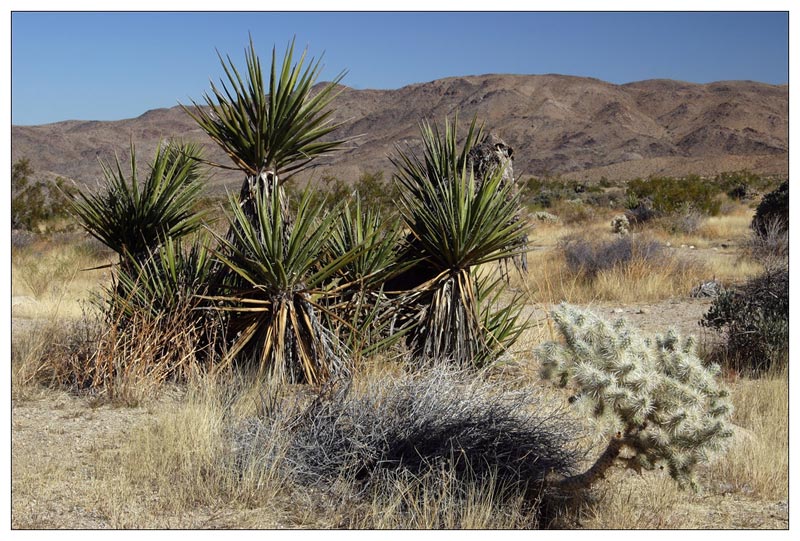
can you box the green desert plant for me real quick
[536,304,734,492]
[183,36,346,225]
[68,141,207,269]
[207,179,359,384]
[390,117,530,366]
[12,157,78,232]
[701,265,789,375]
[323,196,406,358]
[751,180,788,237]
[111,235,216,318]
[626,175,721,217]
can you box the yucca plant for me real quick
[183,36,346,226]
[69,141,207,271]
[324,196,408,359]
[207,178,360,384]
[112,235,216,319]
[391,117,531,365]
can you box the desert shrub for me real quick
[745,216,789,264]
[626,175,721,217]
[537,304,734,491]
[560,234,664,279]
[658,205,706,235]
[715,170,776,200]
[11,158,77,232]
[701,265,789,375]
[624,196,657,226]
[550,200,596,224]
[234,366,584,524]
[751,180,788,237]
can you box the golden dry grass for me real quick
[519,241,708,305]
[11,233,113,320]
[708,370,789,500]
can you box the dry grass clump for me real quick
[524,232,707,304]
[102,367,585,528]
[114,375,289,514]
[16,302,223,406]
[708,370,788,499]
[11,232,113,320]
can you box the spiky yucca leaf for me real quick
[69,141,206,266]
[397,164,528,270]
[392,116,483,200]
[183,37,346,181]
[476,270,528,365]
[322,196,407,358]
[391,116,530,365]
[207,178,360,384]
[112,235,216,319]
[327,196,405,287]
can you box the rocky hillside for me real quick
[11,74,788,192]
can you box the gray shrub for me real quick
[234,366,584,502]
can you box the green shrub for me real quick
[751,180,788,237]
[11,158,77,231]
[715,170,776,200]
[701,265,789,375]
[626,175,721,217]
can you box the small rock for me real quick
[612,308,624,314]
[665,242,672,247]
[680,244,687,249]
[636,308,648,315]
[689,245,696,250]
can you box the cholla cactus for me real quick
[536,304,733,491]
[610,214,630,235]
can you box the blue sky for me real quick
[11,11,789,125]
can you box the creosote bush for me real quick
[536,304,734,491]
[701,265,789,375]
[751,180,788,237]
[626,175,721,217]
[12,157,78,232]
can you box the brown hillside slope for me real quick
[11,75,787,191]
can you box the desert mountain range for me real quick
[11,74,788,192]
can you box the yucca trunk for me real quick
[234,170,292,240]
[415,270,487,365]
